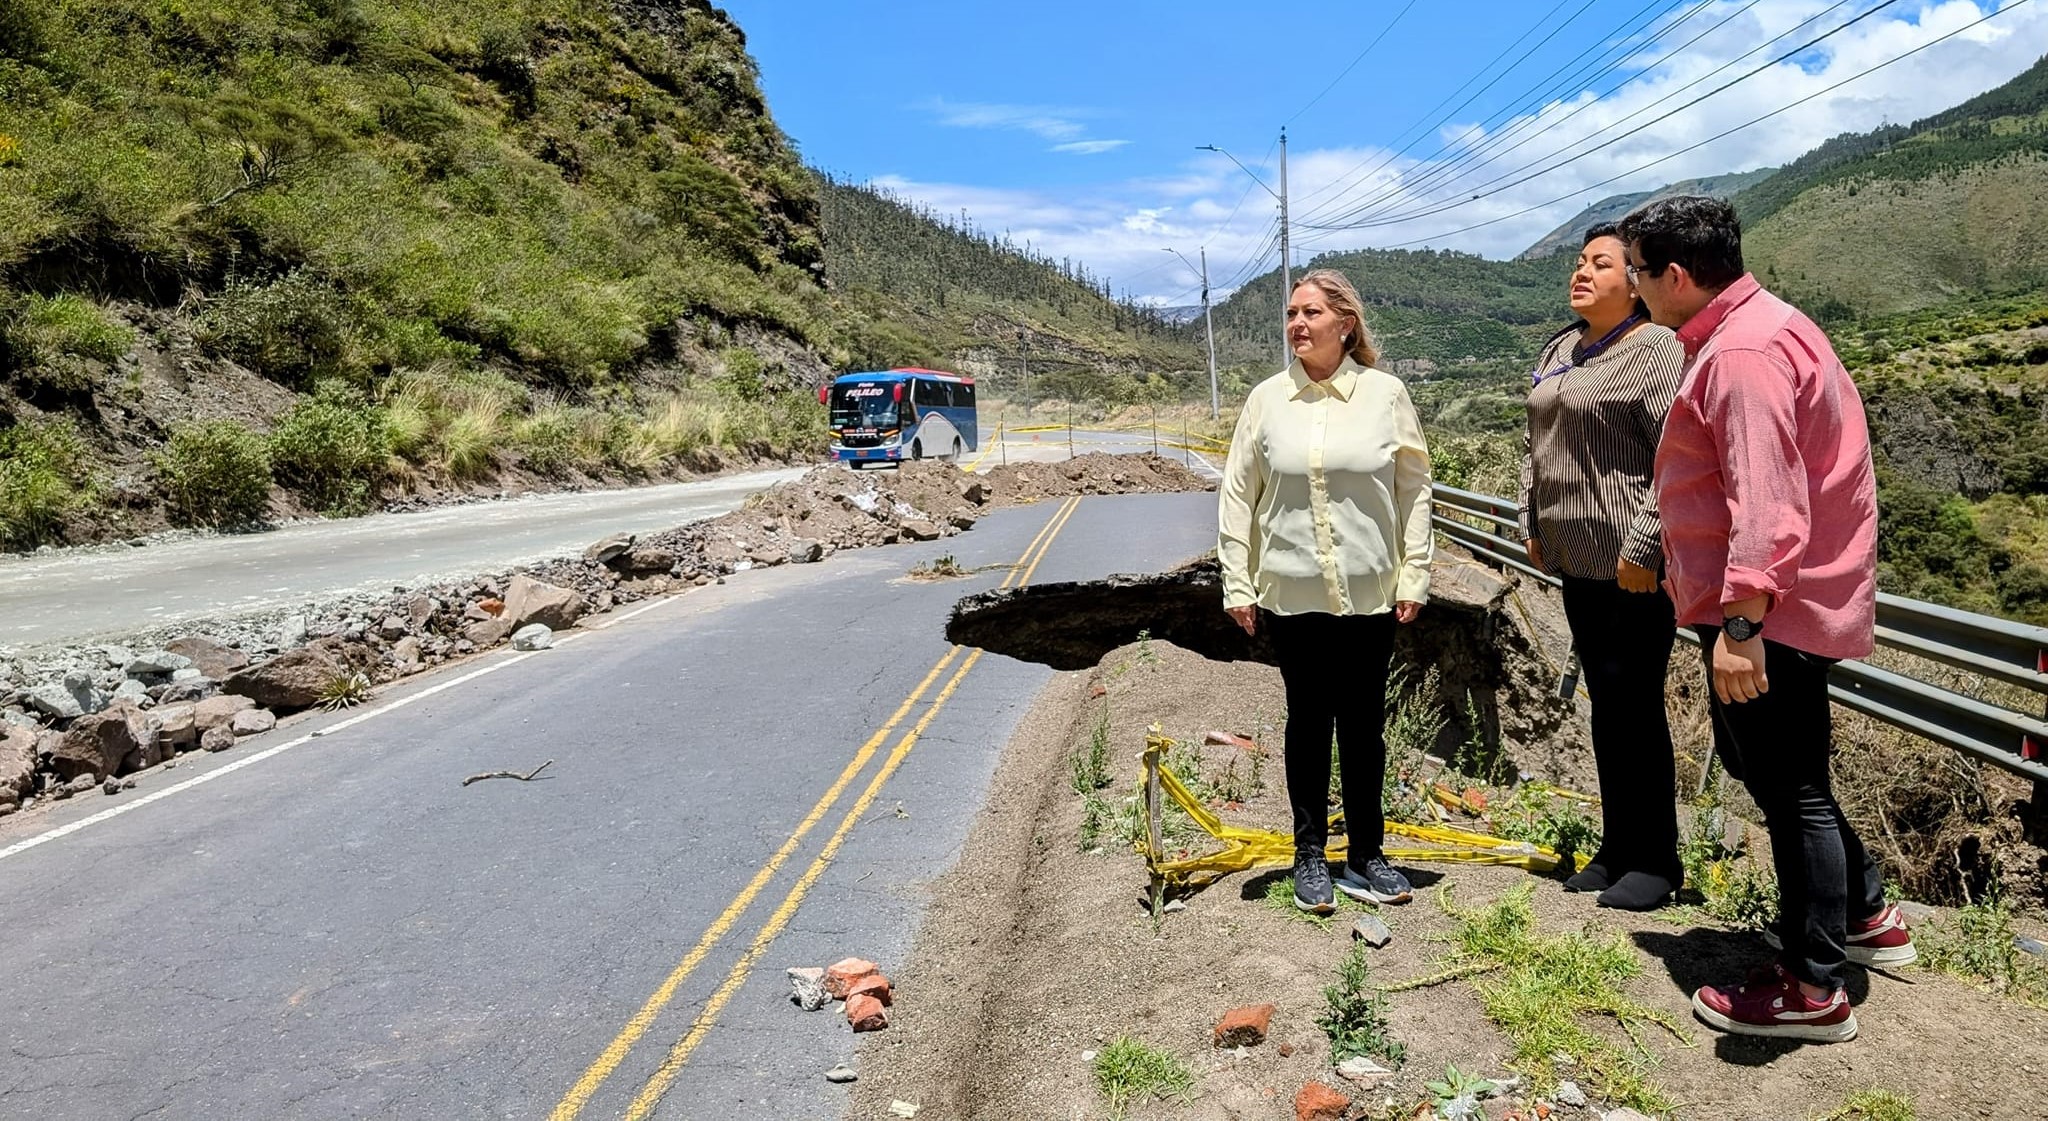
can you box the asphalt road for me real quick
[0,469,812,649]
[0,490,1219,1120]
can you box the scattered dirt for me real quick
[851,638,2048,1121]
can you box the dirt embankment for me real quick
[854,573,2048,1121]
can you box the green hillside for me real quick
[1517,168,1778,261]
[1736,53,2048,318]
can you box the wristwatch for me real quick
[1722,615,1765,642]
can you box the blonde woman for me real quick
[1218,268,1434,913]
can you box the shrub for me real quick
[0,417,95,549]
[198,273,363,385]
[1318,942,1405,1065]
[268,382,390,514]
[516,398,582,477]
[154,421,273,527]
[6,294,135,365]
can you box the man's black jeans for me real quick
[1560,577,1681,882]
[1697,625,1886,991]
[1265,609,1396,859]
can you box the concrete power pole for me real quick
[1278,126,1291,362]
[1164,247,1221,421]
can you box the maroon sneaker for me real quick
[1692,965,1858,1042]
[1764,902,1918,968]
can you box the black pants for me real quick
[1265,609,1396,858]
[1697,626,1885,991]
[1560,577,1681,881]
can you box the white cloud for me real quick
[924,99,1091,141]
[1051,139,1131,155]
[881,1,2048,303]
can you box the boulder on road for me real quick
[223,645,347,711]
[230,709,277,737]
[166,635,249,680]
[52,708,161,780]
[201,725,237,752]
[463,618,514,647]
[511,624,554,651]
[616,546,677,574]
[585,533,636,565]
[193,694,257,732]
[503,575,587,631]
[898,520,941,542]
[152,704,199,751]
[0,725,36,802]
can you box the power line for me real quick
[1374,0,2034,250]
[1316,0,1847,230]
[1302,0,1911,231]
[1285,0,1421,125]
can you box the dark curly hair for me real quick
[1616,196,1745,291]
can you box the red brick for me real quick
[845,972,893,1007]
[478,598,504,617]
[1213,1003,1275,1048]
[1295,1082,1350,1121]
[825,957,879,999]
[844,993,889,1032]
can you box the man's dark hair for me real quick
[1616,196,1744,290]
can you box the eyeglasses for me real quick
[1624,261,1664,286]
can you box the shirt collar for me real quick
[1287,356,1362,402]
[1675,272,1762,358]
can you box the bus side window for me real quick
[959,382,975,409]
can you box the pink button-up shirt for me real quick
[1654,274,1878,660]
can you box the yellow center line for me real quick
[618,496,1085,1119]
[547,497,1076,1121]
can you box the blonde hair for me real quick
[1293,268,1381,368]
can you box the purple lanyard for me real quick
[1531,314,1642,387]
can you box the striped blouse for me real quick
[1516,320,1684,580]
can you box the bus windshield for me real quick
[829,383,902,429]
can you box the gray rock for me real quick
[463,619,513,647]
[201,725,238,752]
[1555,1081,1588,1108]
[158,677,217,703]
[277,615,309,649]
[788,967,829,1011]
[170,667,204,683]
[1351,914,1393,948]
[111,680,155,709]
[165,635,250,679]
[1897,900,1937,925]
[585,533,636,565]
[511,624,554,652]
[378,616,410,641]
[616,546,677,574]
[103,778,123,796]
[824,1064,857,1084]
[152,704,198,751]
[97,645,136,670]
[1,709,37,731]
[229,709,277,737]
[60,773,98,798]
[24,682,87,720]
[0,725,36,801]
[899,519,941,542]
[789,541,825,564]
[391,636,423,672]
[125,650,193,677]
[1335,1056,1392,1083]
[407,595,436,628]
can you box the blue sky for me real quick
[723,1,2048,303]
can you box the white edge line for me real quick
[0,591,693,863]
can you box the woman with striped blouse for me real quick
[1518,223,1686,911]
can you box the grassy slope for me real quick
[1517,167,1778,261]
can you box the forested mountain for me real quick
[1517,169,1777,260]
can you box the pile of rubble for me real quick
[0,455,1215,818]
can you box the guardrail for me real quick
[1431,484,2048,786]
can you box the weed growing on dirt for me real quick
[1815,1089,1916,1121]
[1070,709,1113,796]
[1079,793,1109,851]
[1490,784,1601,867]
[1451,692,1511,786]
[1092,1035,1193,1117]
[1391,884,1685,1113]
[1135,628,1159,665]
[907,554,969,580]
[1375,665,1449,817]
[1677,774,1780,932]
[0,417,98,548]
[1425,1063,1496,1117]
[1205,749,1264,804]
[1919,888,2048,1006]
[1317,942,1406,1066]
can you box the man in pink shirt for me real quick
[1618,197,1912,1044]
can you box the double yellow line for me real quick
[550,496,1084,1121]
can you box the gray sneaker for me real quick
[1292,849,1335,913]
[1335,855,1414,904]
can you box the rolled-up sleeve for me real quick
[1217,395,1265,609]
[1706,348,1807,607]
[1391,383,1435,604]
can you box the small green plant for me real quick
[153,421,273,528]
[1450,691,1510,785]
[0,417,95,549]
[1919,889,2048,1006]
[1078,792,1110,851]
[1491,784,1601,867]
[1425,1063,1497,1118]
[1206,748,1264,804]
[1316,942,1406,1066]
[1069,709,1113,795]
[6,293,134,365]
[317,671,376,712]
[908,554,969,580]
[198,272,362,384]
[1134,628,1159,665]
[1815,1088,1916,1121]
[1092,1035,1193,1118]
[1678,773,1780,932]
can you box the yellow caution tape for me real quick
[1137,731,1586,891]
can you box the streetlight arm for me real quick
[1196,145,1280,201]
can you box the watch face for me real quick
[1725,617,1757,641]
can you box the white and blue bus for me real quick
[824,368,978,467]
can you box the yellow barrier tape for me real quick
[1138,731,1585,892]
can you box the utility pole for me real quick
[1017,326,1029,414]
[1198,131,1293,364]
[1163,246,1221,420]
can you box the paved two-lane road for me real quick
[0,490,1218,1119]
